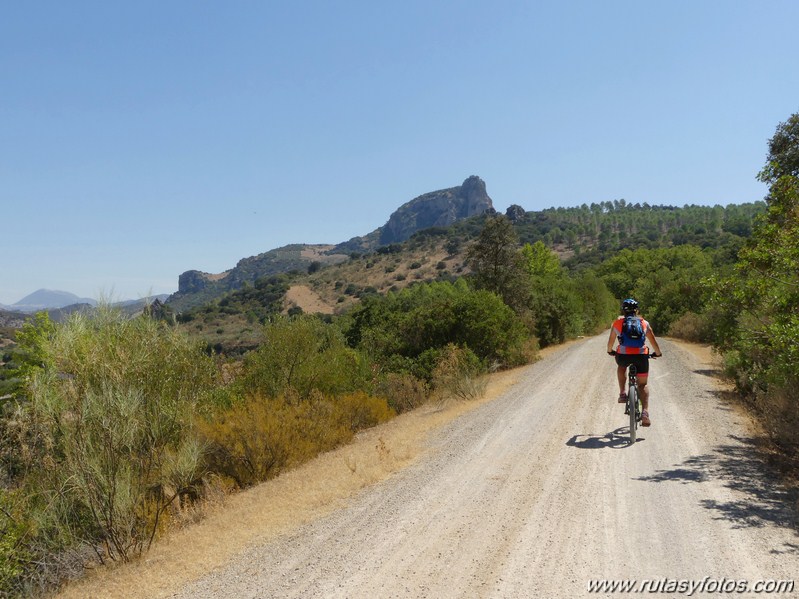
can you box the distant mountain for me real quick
[44,295,174,323]
[10,289,98,313]
[168,176,495,310]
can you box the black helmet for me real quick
[621,298,639,315]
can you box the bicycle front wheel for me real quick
[628,385,638,444]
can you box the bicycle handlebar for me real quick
[607,349,662,358]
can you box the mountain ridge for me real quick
[167,176,494,310]
[0,293,172,316]
[5,289,98,313]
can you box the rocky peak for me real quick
[379,176,494,245]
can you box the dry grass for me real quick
[56,366,522,599]
[299,245,348,264]
[283,285,335,315]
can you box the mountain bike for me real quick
[609,351,658,444]
[625,362,642,443]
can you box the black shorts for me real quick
[615,353,650,375]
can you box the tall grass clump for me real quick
[13,307,218,572]
[375,373,428,413]
[431,344,487,402]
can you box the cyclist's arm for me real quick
[645,327,662,356]
[607,326,617,354]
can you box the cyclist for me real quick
[606,298,662,426]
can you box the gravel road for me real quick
[168,335,798,598]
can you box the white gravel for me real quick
[171,335,798,598]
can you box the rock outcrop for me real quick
[379,176,494,245]
[177,270,212,294]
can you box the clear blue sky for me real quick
[2,1,798,305]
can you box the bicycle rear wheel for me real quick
[628,384,638,444]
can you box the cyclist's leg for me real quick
[638,373,649,410]
[616,365,627,394]
[614,355,628,400]
[634,355,651,424]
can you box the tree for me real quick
[596,245,714,333]
[712,111,799,446]
[759,113,799,183]
[466,215,530,312]
[521,241,562,278]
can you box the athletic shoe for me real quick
[618,392,627,404]
[641,410,651,427]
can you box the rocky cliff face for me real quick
[379,176,494,245]
[178,270,212,294]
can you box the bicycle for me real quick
[609,351,658,444]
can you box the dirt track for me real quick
[63,336,798,598]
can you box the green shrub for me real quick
[0,489,29,596]
[17,307,218,563]
[345,279,530,380]
[238,315,371,399]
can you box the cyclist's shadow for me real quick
[566,428,645,449]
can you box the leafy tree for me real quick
[521,241,562,278]
[712,112,799,443]
[527,275,582,347]
[759,113,799,182]
[573,271,618,334]
[466,215,530,312]
[595,245,714,333]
